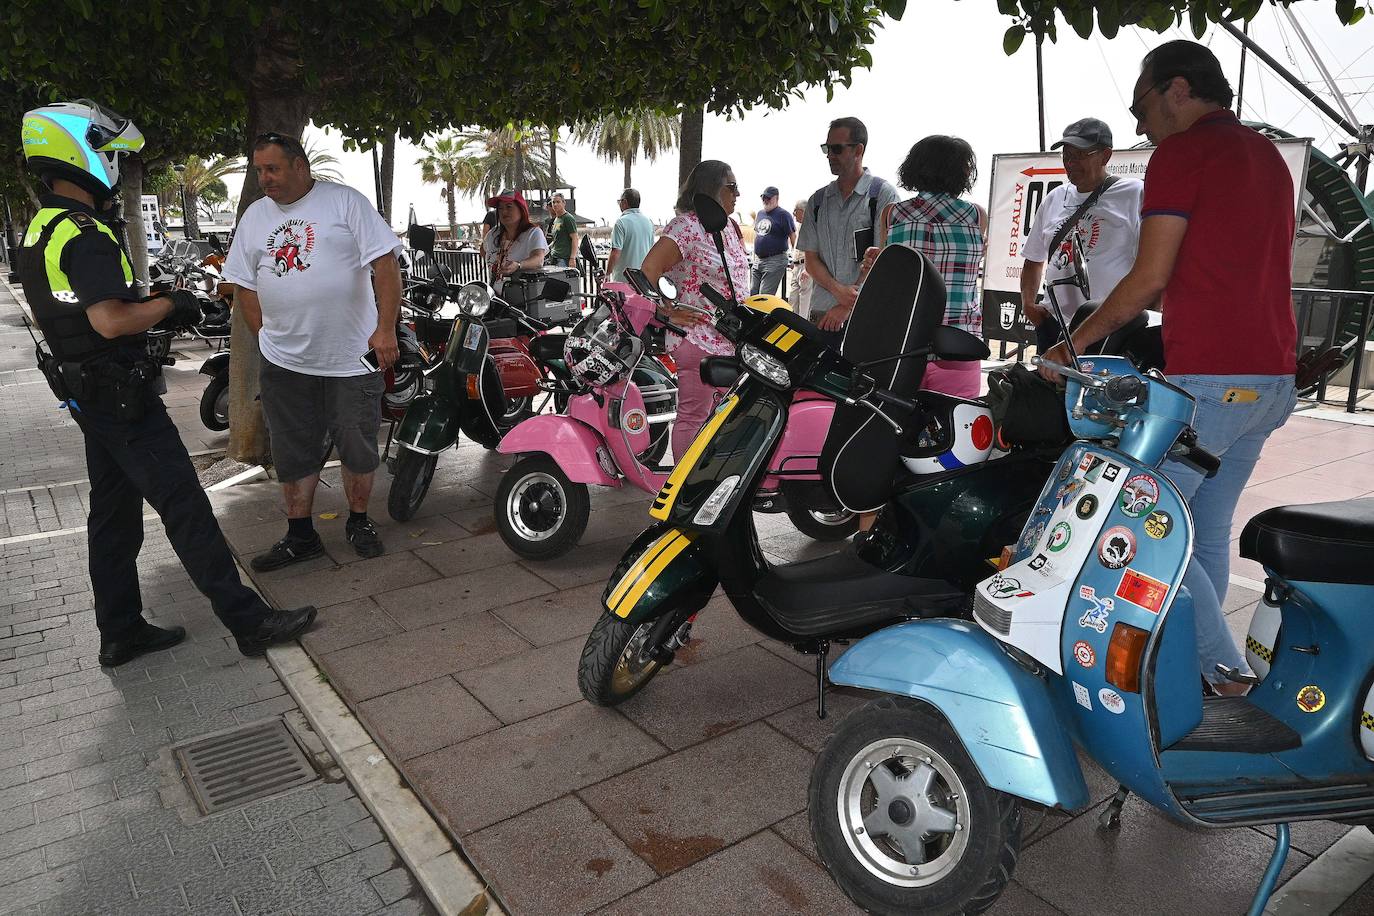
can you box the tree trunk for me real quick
[380,135,395,223]
[548,129,558,187]
[118,156,150,297]
[183,187,201,239]
[227,26,315,465]
[446,182,457,240]
[514,141,525,195]
[623,153,632,191]
[678,105,704,194]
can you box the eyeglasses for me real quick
[820,142,861,155]
[254,131,297,145]
[1061,146,1104,162]
[1128,80,1169,120]
[723,182,739,193]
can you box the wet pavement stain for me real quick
[703,720,741,738]
[761,866,809,908]
[585,857,615,877]
[630,828,726,874]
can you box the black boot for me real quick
[235,606,318,657]
[98,621,187,667]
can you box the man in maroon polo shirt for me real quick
[1042,40,1297,695]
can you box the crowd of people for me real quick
[15,39,1299,696]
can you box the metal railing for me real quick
[403,247,610,298]
[1294,286,1374,412]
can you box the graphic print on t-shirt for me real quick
[1050,215,1102,271]
[266,219,315,276]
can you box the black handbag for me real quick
[985,363,1071,448]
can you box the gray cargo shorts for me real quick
[259,359,384,483]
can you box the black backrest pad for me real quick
[820,245,947,512]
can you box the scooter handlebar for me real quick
[1172,428,1220,479]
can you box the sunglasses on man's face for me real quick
[1128,80,1169,120]
[723,183,739,194]
[820,142,860,155]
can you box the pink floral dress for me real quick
[662,212,750,356]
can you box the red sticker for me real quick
[1115,568,1169,614]
[971,414,994,451]
[1073,640,1096,668]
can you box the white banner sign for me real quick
[140,195,165,255]
[983,138,1311,298]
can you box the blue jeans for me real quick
[751,252,789,297]
[1164,374,1297,683]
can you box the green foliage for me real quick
[997,0,1368,53]
[574,108,681,186]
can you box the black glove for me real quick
[157,289,205,331]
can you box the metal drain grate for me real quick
[175,718,318,815]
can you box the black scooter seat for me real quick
[752,547,965,638]
[1240,498,1374,586]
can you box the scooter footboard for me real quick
[829,618,1089,810]
[603,525,719,625]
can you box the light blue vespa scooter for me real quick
[807,351,1374,916]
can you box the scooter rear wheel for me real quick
[388,449,438,522]
[494,455,589,559]
[785,501,859,541]
[809,696,1020,915]
[200,372,230,432]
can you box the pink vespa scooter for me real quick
[493,270,852,559]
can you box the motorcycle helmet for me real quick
[564,305,642,389]
[22,100,145,201]
[900,392,996,475]
[743,294,790,314]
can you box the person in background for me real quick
[751,186,796,297]
[481,190,547,288]
[1041,40,1297,695]
[788,199,811,314]
[641,160,748,461]
[224,132,403,570]
[875,135,987,399]
[546,192,578,268]
[1021,118,1143,351]
[606,188,654,282]
[797,116,900,347]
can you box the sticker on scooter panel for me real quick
[1075,494,1098,520]
[1097,526,1136,570]
[623,409,647,433]
[1072,681,1092,710]
[1143,510,1174,540]
[1057,478,1085,508]
[1119,474,1159,518]
[1115,567,1169,614]
[988,574,1033,599]
[1098,688,1126,714]
[1072,641,1096,669]
[1018,522,1047,556]
[1296,685,1326,713]
[463,323,483,351]
[1103,464,1121,482]
[1077,585,1112,633]
[1048,522,1072,552]
[1029,554,1049,571]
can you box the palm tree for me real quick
[172,155,244,239]
[416,134,474,239]
[452,126,554,200]
[302,133,345,182]
[577,109,681,189]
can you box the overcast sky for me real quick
[305,4,1374,230]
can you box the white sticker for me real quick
[1098,688,1126,714]
[1073,681,1092,710]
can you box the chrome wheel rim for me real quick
[610,621,661,695]
[506,472,564,542]
[809,507,855,527]
[837,737,971,888]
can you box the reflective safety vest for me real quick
[19,207,140,363]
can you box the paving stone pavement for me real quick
[0,280,438,915]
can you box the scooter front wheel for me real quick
[494,455,590,559]
[578,610,689,706]
[200,372,230,432]
[809,696,1021,916]
[388,449,438,522]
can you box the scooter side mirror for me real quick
[657,276,677,302]
[693,193,729,235]
[579,234,597,264]
[208,235,225,255]
[699,355,743,388]
[931,325,991,362]
[407,223,436,255]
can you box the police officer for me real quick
[18,100,316,666]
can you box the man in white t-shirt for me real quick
[224,133,403,569]
[1020,118,1143,351]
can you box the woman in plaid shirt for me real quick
[874,135,987,398]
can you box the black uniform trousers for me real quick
[72,391,269,639]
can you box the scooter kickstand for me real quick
[815,641,829,720]
[1098,785,1129,831]
[1247,823,1290,916]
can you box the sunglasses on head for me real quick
[254,131,299,145]
[820,142,860,155]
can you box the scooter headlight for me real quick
[739,344,790,388]
[456,282,492,318]
[693,475,741,526]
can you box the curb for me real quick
[267,643,499,916]
[1267,826,1374,914]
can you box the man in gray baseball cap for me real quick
[1020,117,1143,351]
